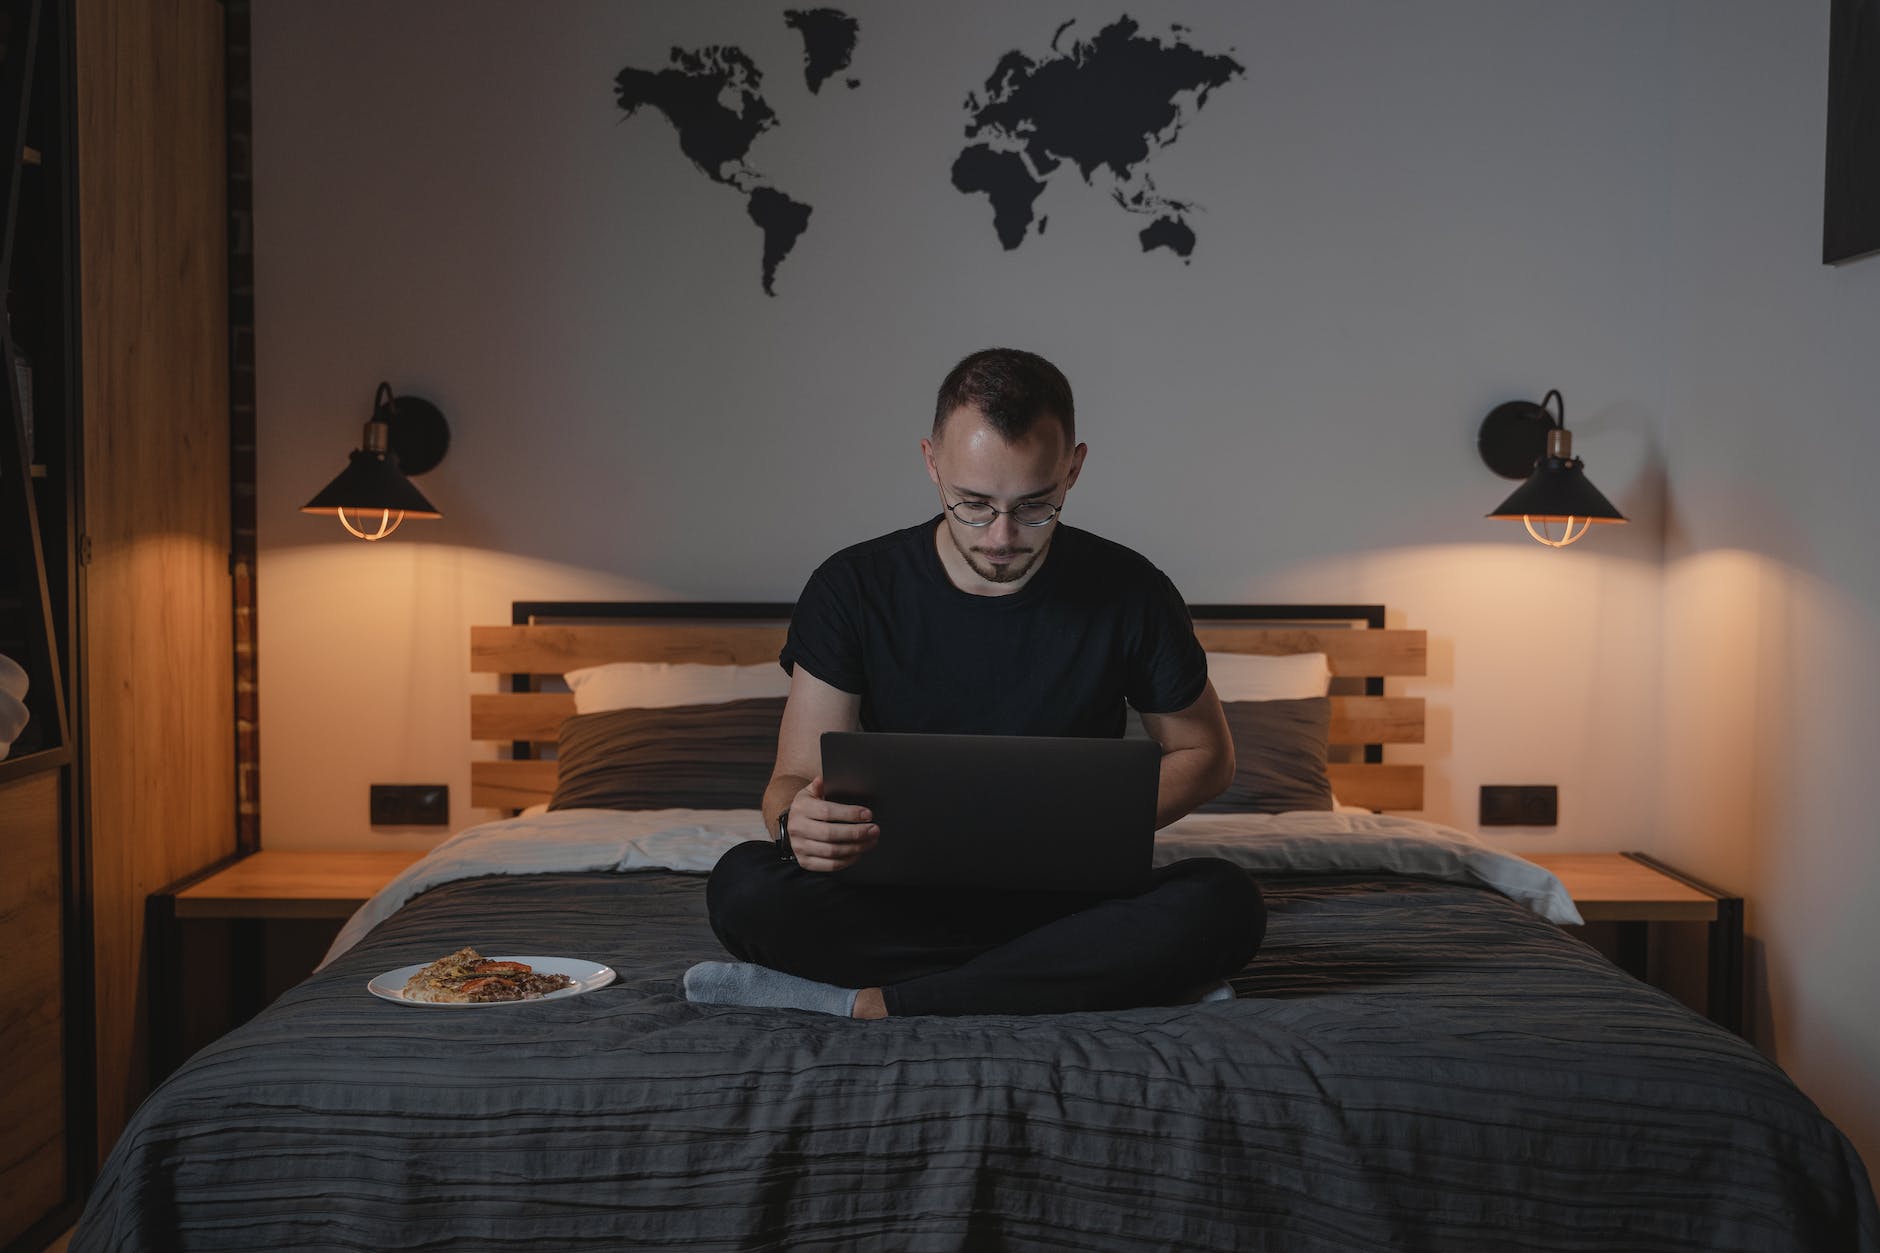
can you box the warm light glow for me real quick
[338,508,405,541]
[1523,515,1589,548]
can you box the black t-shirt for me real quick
[780,516,1207,737]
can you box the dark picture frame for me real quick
[1825,0,1880,263]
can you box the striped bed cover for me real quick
[74,869,1879,1251]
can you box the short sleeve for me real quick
[1127,568,1208,714]
[780,563,865,695]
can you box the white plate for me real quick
[368,955,617,1006]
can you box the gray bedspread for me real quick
[74,870,1879,1252]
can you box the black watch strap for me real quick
[776,809,796,863]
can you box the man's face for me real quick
[921,407,1088,586]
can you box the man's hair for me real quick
[932,348,1075,446]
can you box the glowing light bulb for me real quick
[337,508,405,541]
[1522,516,1589,548]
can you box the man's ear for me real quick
[1064,441,1089,490]
[920,436,941,486]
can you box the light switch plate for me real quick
[370,783,449,826]
[1481,784,1557,827]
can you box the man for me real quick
[686,348,1266,1018]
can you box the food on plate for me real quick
[399,947,576,1003]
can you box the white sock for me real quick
[1169,979,1237,1005]
[683,961,861,1017]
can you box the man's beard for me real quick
[949,525,1048,584]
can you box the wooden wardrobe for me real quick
[1,0,233,1246]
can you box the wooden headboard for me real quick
[469,602,1428,813]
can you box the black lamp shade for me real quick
[1487,456,1626,524]
[302,449,441,518]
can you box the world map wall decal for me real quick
[952,18,1243,262]
[612,14,1240,296]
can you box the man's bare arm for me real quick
[763,667,877,872]
[1137,679,1236,829]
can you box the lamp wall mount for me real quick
[369,382,449,476]
[302,381,450,541]
[1478,389,1567,480]
[1479,388,1626,549]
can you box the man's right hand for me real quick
[786,775,879,873]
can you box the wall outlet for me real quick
[1480,784,1558,827]
[370,783,449,826]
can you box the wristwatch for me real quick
[775,809,797,863]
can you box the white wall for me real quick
[253,0,1880,1192]
[1657,0,1880,1189]
[254,1,1671,855]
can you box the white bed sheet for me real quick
[320,808,1580,969]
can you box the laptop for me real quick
[820,731,1161,894]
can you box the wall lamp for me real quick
[1478,389,1626,548]
[301,382,449,541]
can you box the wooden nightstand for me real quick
[147,850,425,1080]
[1528,851,1744,1037]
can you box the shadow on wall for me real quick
[1654,536,1880,1183]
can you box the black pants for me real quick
[705,841,1268,1016]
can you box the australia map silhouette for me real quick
[613,14,1240,295]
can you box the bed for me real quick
[72,603,1879,1252]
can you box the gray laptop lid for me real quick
[821,731,1161,894]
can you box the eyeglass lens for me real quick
[952,501,1058,526]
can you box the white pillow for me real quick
[0,653,28,760]
[563,661,791,715]
[1205,651,1331,702]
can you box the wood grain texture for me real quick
[471,624,788,673]
[175,851,427,919]
[479,760,1427,814]
[471,759,559,809]
[1325,763,1424,813]
[77,0,231,1163]
[471,621,1428,812]
[1327,696,1423,745]
[1193,627,1427,676]
[1528,854,1718,923]
[473,692,1426,747]
[0,771,65,1245]
[471,691,577,741]
[471,624,1428,678]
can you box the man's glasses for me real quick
[943,496,1063,528]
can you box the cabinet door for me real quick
[76,0,233,1157]
[0,768,64,1245]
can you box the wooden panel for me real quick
[175,851,427,919]
[471,691,577,742]
[1325,763,1424,812]
[77,0,230,1162]
[0,770,65,1245]
[481,759,1422,812]
[1327,696,1423,745]
[468,618,1424,815]
[471,759,560,809]
[471,623,788,673]
[1528,854,1718,923]
[472,623,1424,677]
[472,691,1425,748]
[1193,627,1426,677]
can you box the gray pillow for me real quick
[1195,696,1333,814]
[547,696,784,812]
